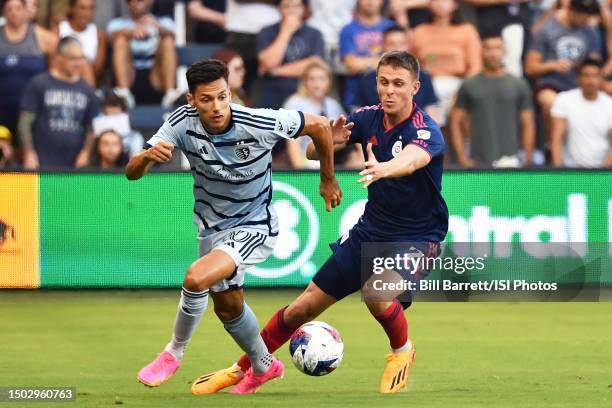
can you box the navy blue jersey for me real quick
[347,103,449,242]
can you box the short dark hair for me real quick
[578,57,603,73]
[480,31,503,43]
[383,25,408,38]
[103,89,127,111]
[377,51,420,80]
[186,59,229,93]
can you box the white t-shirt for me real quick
[551,89,612,168]
[59,21,99,62]
[225,0,280,34]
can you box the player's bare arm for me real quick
[300,112,343,212]
[358,142,431,188]
[125,141,174,180]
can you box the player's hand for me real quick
[331,115,354,145]
[146,141,174,163]
[358,143,391,188]
[320,176,342,212]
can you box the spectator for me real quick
[19,36,99,169]
[339,0,394,107]
[352,26,439,121]
[450,34,535,168]
[57,0,106,87]
[410,0,482,126]
[188,0,227,44]
[283,61,346,168]
[389,0,431,29]
[524,0,601,140]
[0,125,13,167]
[213,49,249,105]
[87,129,129,169]
[93,90,144,157]
[256,0,325,109]
[601,0,612,78]
[464,0,533,77]
[0,0,56,147]
[93,0,128,28]
[307,0,356,71]
[550,58,612,167]
[225,0,279,93]
[107,0,179,108]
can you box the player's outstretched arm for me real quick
[358,143,431,188]
[300,112,342,211]
[125,141,174,180]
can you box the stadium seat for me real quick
[129,105,174,130]
[177,44,225,67]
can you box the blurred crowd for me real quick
[0,0,610,171]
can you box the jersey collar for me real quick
[382,102,417,133]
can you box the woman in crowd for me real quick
[213,49,250,106]
[410,0,481,126]
[57,0,106,87]
[283,61,361,169]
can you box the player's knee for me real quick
[183,265,208,292]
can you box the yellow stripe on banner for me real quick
[0,173,40,288]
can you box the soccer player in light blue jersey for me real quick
[125,59,350,393]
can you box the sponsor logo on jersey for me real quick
[417,129,431,140]
[288,121,298,135]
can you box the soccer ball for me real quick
[289,321,344,376]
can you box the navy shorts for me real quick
[312,225,441,309]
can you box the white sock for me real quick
[164,287,209,360]
[392,339,412,353]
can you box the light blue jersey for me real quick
[146,103,305,237]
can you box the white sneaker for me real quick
[161,88,184,108]
[114,87,135,109]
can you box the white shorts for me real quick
[198,228,277,292]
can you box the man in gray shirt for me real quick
[451,34,535,167]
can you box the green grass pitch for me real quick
[1,290,611,407]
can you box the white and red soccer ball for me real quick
[289,321,344,376]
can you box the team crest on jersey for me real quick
[392,140,403,157]
[235,145,251,160]
[417,129,431,140]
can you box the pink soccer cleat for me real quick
[137,351,181,387]
[230,357,284,394]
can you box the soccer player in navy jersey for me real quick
[194,51,449,394]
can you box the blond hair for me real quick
[297,61,333,97]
